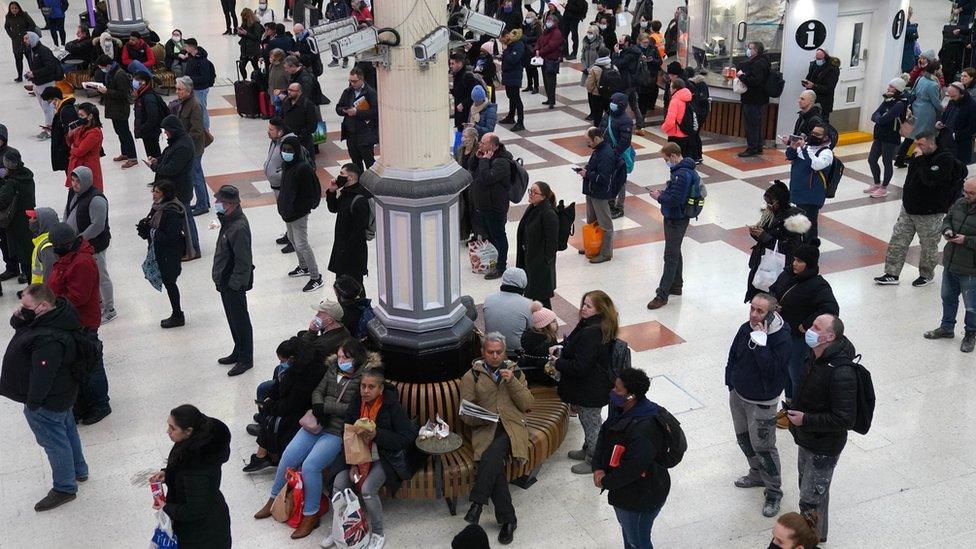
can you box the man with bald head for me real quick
[785,89,825,144]
[926,178,976,352]
[787,313,858,543]
[469,132,516,279]
[280,81,320,157]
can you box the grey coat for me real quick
[310,352,380,437]
[579,34,602,86]
[211,206,253,292]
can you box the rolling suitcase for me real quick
[258,91,274,119]
[234,80,260,118]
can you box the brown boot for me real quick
[253,497,274,520]
[290,514,320,539]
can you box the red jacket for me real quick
[46,239,101,331]
[536,26,564,60]
[65,125,104,190]
[662,87,692,138]
[121,38,156,68]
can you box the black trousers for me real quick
[478,209,509,272]
[219,288,253,364]
[220,0,239,31]
[505,86,523,123]
[141,131,161,159]
[48,17,66,47]
[347,141,375,172]
[561,17,581,57]
[542,70,557,105]
[0,228,18,273]
[588,93,608,124]
[13,48,25,78]
[742,103,764,152]
[667,135,690,157]
[163,277,181,314]
[637,83,658,120]
[524,66,539,91]
[238,56,260,80]
[470,426,516,524]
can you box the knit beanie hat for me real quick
[887,77,906,92]
[25,31,40,48]
[530,301,557,329]
[921,49,935,62]
[471,85,487,103]
[2,147,22,169]
[793,244,819,268]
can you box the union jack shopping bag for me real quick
[330,488,370,549]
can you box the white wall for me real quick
[857,0,913,132]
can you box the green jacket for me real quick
[943,197,976,276]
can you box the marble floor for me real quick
[1,2,973,548]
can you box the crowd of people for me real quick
[1,1,975,549]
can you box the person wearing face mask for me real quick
[23,30,62,137]
[521,9,541,94]
[92,54,138,169]
[498,28,527,132]
[256,0,275,24]
[578,126,625,263]
[596,9,616,50]
[646,142,697,310]
[40,86,78,176]
[629,0,653,41]
[64,102,104,193]
[634,32,662,122]
[494,0,522,33]
[254,339,376,539]
[927,178,976,351]
[336,66,379,171]
[801,48,839,120]
[45,222,112,425]
[745,181,810,303]
[936,81,976,165]
[132,72,165,159]
[148,115,199,259]
[592,368,670,549]
[263,117,295,248]
[864,78,909,198]
[164,29,186,73]
[278,136,323,292]
[580,24,603,92]
[326,163,372,287]
[219,0,239,35]
[211,185,255,377]
[584,46,612,123]
[769,511,821,549]
[516,182,558,305]
[735,41,771,157]
[769,245,838,424]
[785,125,832,243]
[302,298,351,361]
[0,148,36,284]
[535,14,563,108]
[785,314,857,545]
[64,166,115,325]
[136,181,191,328]
[895,60,944,168]
[725,293,789,518]
[0,283,89,512]
[27,207,59,284]
[599,92,633,218]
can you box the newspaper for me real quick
[459,399,500,423]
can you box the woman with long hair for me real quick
[137,181,192,328]
[552,290,618,474]
[236,7,263,79]
[4,2,38,82]
[516,181,559,307]
[65,102,104,192]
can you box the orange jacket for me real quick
[662,87,692,138]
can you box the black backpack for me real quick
[605,338,631,383]
[678,101,699,135]
[598,65,624,99]
[653,406,687,468]
[508,158,529,203]
[815,147,845,199]
[764,67,785,98]
[67,329,102,385]
[831,354,876,435]
[690,80,710,119]
[682,169,706,218]
[554,199,576,251]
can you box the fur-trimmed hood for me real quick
[783,212,812,234]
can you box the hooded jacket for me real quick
[804,57,840,114]
[469,143,516,214]
[134,83,166,139]
[725,314,791,402]
[64,166,111,253]
[325,182,371,278]
[656,157,699,219]
[0,298,81,412]
[100,63,132,121]
[162,417,232,549]
[745,207,810,302]
[871,93,909,144]
[342,384,419,497]
[483,275,532,354]
[786,144,833,207]
[28,36,62,85]
[185,47,216,90]
[662,86,692,138]
[152,116,196,203]
[500,32,525,87]
[789,337,859,456]
[30,207,59,283]
[555,314,613,407]
[311,353,375,436]
[599,93,634,155]
[769,266,839,335]
[276,136,321,222]
[460,359,534,462]
[583,138,626,200]
[942,197,976,276]
[0,158,36,263]
[49,96,79,172]
[5,7,38,55]
[65,122,104,191]
[940,92,976,146]
[211,205,253,292]
[47,238,101,331]
[263,131,295,190]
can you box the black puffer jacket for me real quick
[745,207,810,302]
[770,266,839,335]
[259,352,328,454]
[554,315,612,408]
[792,104,825,138]
[593,398,670,511]
[151,117,195,204]
[789,337,858,456]
[342,384,419,497]
[276,136,321,222]
[804,58,840,114]
[162,418,232,549]
[469,144,515,214]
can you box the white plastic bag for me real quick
[149,510,178,549]
[732,77,747,94]
[616,11,628,28]
[752,241,785,291]
[331,488,371,549]
[530,56,544,67]
[468,239,498,274]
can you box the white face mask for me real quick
[749,330,767,347]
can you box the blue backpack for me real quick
[605,122,636,174]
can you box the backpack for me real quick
[354,304,375,339]
[605,338,632,383]
[635,59,653,88]
[683,169,706,218]
[690,80,710,119]
[605,123,636,174]
[554,199,576,251]
[764,67,785,98]
[350,194,376,241]
[831,354,876,435]
[598,65,624,99]
[678,101,699,135]
[814,147,845,199]
[67,329,102,385]
[653,406,688,468]
[508,158,529,203]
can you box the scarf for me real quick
[594,56,611,67]
[355,393,384,488]
[469,100,486,126]
[150,198,193,258]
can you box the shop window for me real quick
[689,0,786,87]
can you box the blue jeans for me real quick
[785,332,808,400]
[81,329,110,411]
[614,504,662,549]
[194,89,211,130]
[270,430,342,515]
[191,154,209,210]
[941,270,976,333]
[24,406,88,493]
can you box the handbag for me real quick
[752,241,786,291]
[732,77,747,94]
[299,409,323,434]
[530,56,544,67]
[142,246,164,292]
[899,113,915,138]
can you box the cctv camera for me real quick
[331,27,379,59]
[310,17,359,54]
[414,26,450,63]
[459,7,506,38]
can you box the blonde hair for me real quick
[581,290,619,344]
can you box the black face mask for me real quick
[19,307,37,323]
[767,541,779,549]
[807,136,823,146]
[335,175,349,187]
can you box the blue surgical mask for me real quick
[805,328,820,348]
[503,5,513,12]
[214,202,226,215]
[609,103,619,113]
[131,80,141,90]
[747,47,755,57]
[281,151,295,162]
[665,161,677,168]
[101,67,110,74]
[277,361,291,372]
[545,21,554,29]
[338,360,354,373]
[313,316,324,330]
[815,58,825,66]
[609,391,630,407]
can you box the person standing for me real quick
[278,135,323,292]
[450,53,478,130]
[535,13,563,109]
[149,405,232,548]
[93,54,138,169]
[593,368,671,549]
[64,103,104,194]
[64,166,115,324]
[584,48,612,124]
[27,207,59,284]
[212,185,254,377]
[936,82,976,165]
[0,283,88,512]
[647,142,698,310]
[5,2,38,82]
[927,178,976,352]
[148,115,200,259]
[744,181,810,302]
[183,39,216,130]
[635,32,662,124]
[579,126,626,264]
[174,76,210,219]
[726,293,790,518]
[469,133,515,280]
[24,31,62,137]
[895,61,943,168]
[561,0,586,60]
[132,71,165,159]
[41,87,78,178]
[599,93,634,219]
[787,314,858,544]
[802,49,839,120]
[661,77,692,152]
[460,333,534,546]
[499,28,526,132]
[325,163,371,287]
[516,182,558,307]
[554,290,616,474]
[735,41,771,157]
[0,147,36,284]
[612,35,641,129]
[236,8,263,79]
[873,132,958,288]
[137,181,191,328]
[521,10,541,95]
[264,117,294,249]
[336,66,379,171]
[865,79,910,198]
[788,90,825,139]
[280,81,320,157]
[901,6,919,73]
[785,126,832,244]
[45,222,111,425]
[220,0,239,35]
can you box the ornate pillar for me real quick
[105,0,148,35]
[362,1,475,382]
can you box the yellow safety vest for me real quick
[31,232,52,284]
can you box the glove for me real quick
[312,403,327,425]
[136,217,150,239]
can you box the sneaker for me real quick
[276,234,290,245]
[911,276,933,287]
[762,498,781,518]
[288,266,310,277]
[570,460,593,474]
[321,535,336,548]
[873,274,899,285]
[962,332,976,353]
[227,362,253,376]
[100,309,117,324]
[281,243,295,254]
[368,533,386,549]
[567,449,586,461]
[303,276,324,293]
[610,208,624,219]
[242,453,274,473]
[34,489,76,512]
[646,296,667,310]
[869,186,888,198]
[734,475,764,488]
[923,327,955,339]
[863,184,880,193]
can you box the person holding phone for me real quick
[725,293,791,518]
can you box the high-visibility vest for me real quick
[30,232,52,284]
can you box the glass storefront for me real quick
[689,0,786,88]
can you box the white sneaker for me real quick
[320,534,336,548]
[368,533,385,549]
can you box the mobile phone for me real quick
[945,229,956,238]
[781,400,791,411]
[764,311,775,326]
[571,166,582,172]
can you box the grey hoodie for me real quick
[31,207,59,282]
[264,131,296,190]
[64,166,109,245]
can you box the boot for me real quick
[290,514,320,539]
[463,502,483,524]
[160,312,185,329]
[510,122,526,132]
[254,497,274,519]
